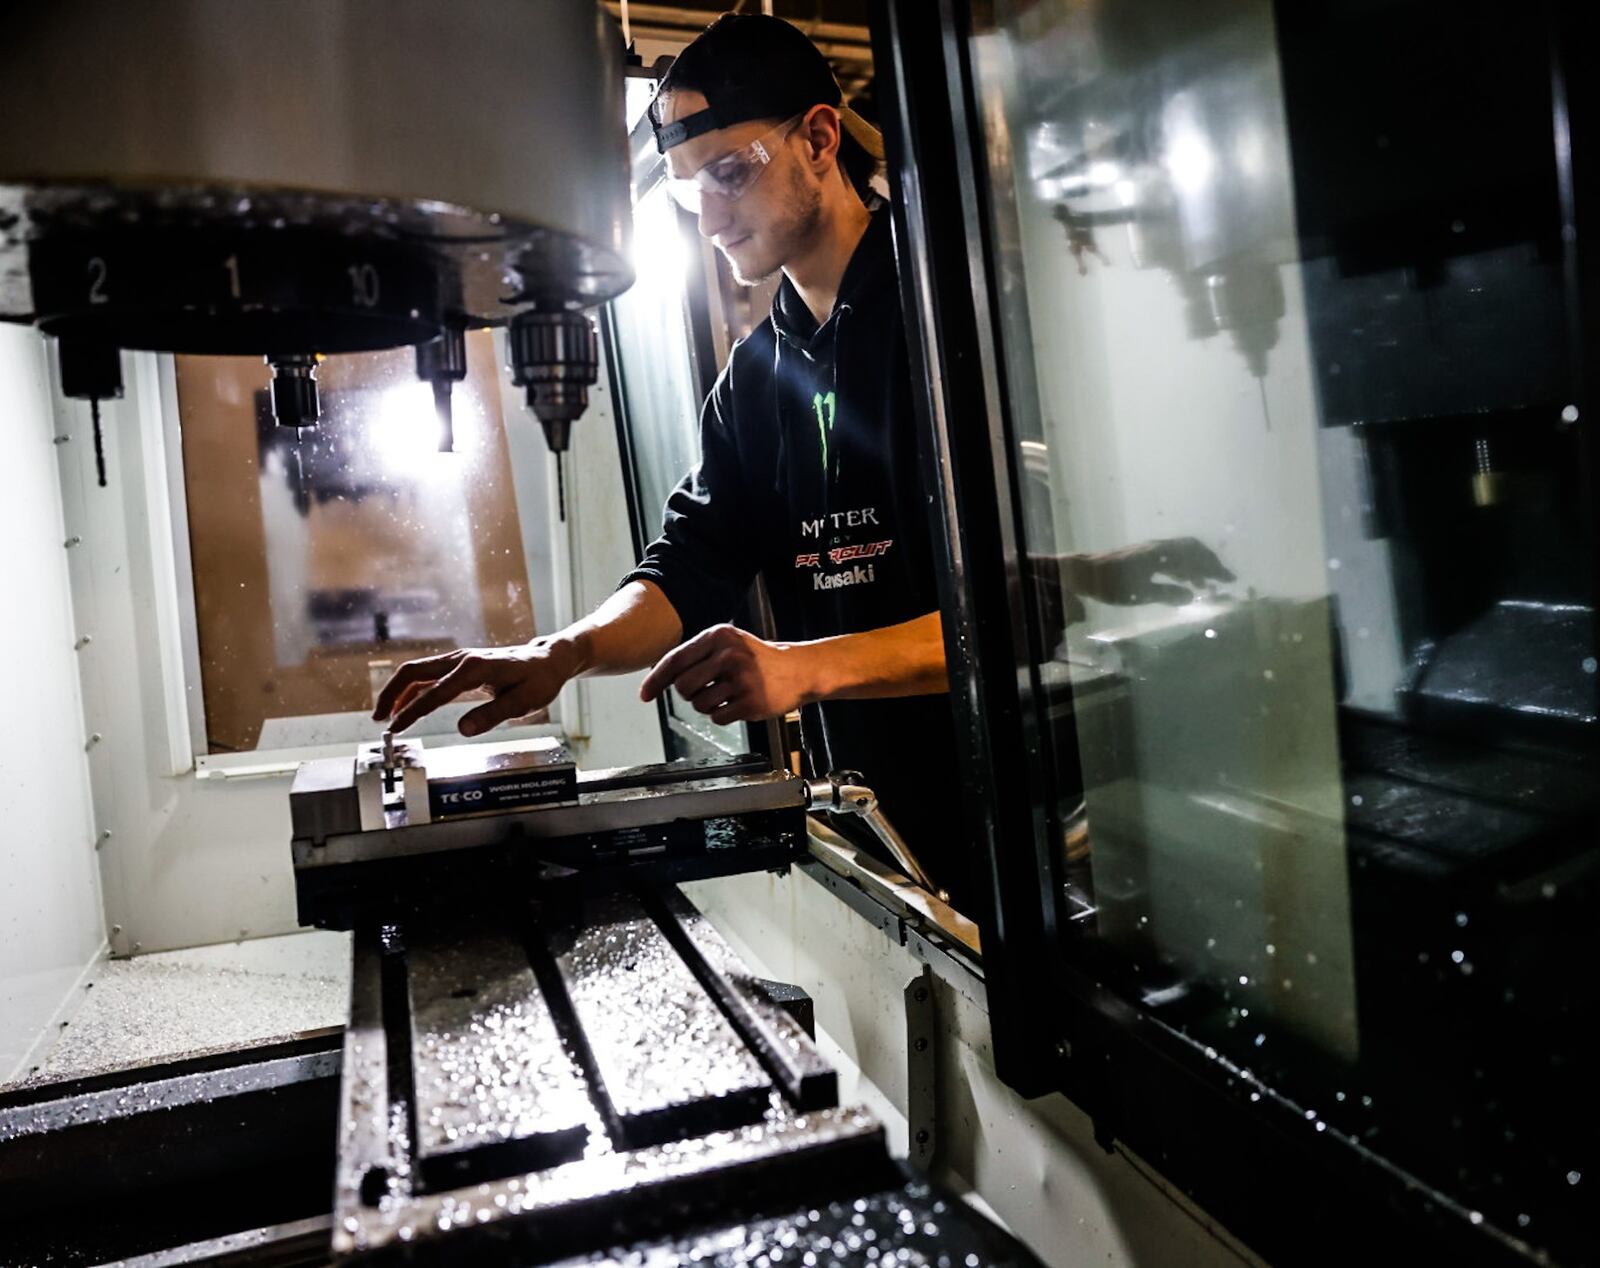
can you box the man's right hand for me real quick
[371,636,583,737]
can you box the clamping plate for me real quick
[333,889,881,1261]
[290,746,811,928]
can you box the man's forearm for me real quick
[555,580,684,678]
[791,611,948,703]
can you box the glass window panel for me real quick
[609,182,746,756]
[177,334,541,753]
[969,0,1595,1248]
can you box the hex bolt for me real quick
[75,634,93,650]
[64,535,83,548]
[85,732,103,749]
[111,924,122,935]
[915,1129,930,1145]
[913,986,929,1003]
[914,1037,929,1053]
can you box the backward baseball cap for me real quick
[648,13,884,162]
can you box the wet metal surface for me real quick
[552,895,772,1148]
[332,929,403,1254]
[330,887,885,1260]
[407,924,590,1179]
[343,1101,883,1258]
[114,1214,334,1267]
[0,1049,337,1143]
[1410,599,1597,726]
[547,1177,1043,1268]
[649,889,838,1111]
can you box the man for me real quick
[373,15,1227,909]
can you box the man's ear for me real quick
[801,104,843,173]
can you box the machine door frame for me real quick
[872,0,1596,1264]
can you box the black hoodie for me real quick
[623,212,966,897]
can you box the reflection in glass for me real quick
[971,0,1595,1252]
[178,335,539,752]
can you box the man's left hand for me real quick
[639,624,809,725]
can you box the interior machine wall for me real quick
[41,336,657,958]
[688,869,1259,1268]
[0,324,106,1081]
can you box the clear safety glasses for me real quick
[664,114,805,214]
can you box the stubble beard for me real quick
[726,164,824,287]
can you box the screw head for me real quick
[914,1037,929,1052]
[1056,1039,1073,1060]
[913,987,928,1003]
[915,1129,930,1144]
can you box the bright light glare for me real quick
[378,387,453,478]
[630,189,693,295]
[1165,105,1215,196]
[1087,160,1121,187]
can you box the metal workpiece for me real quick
[406,924,593,1186]
[356,734,431,832]
[807,771,947,900]
[550,894,773,1148]
[647,888,839,1111]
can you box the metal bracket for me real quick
[904,968,936,1171]
[807,771,946,900]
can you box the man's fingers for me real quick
[372,652,462,721]
[391,679,436,721]
[672,648,737,701]
[388,661,487,734]
[641,629,726,701]
[458,687,536,738]
[686,672,742,714]
[1144,582,1197,606]
[708,694,755,726]
[1160,538,1235,584]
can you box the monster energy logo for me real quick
[812,390,837,481]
